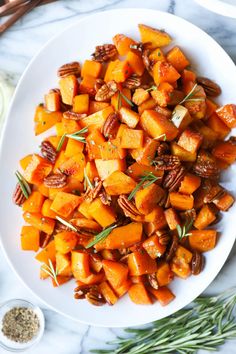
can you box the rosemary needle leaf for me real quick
[86,223,117,249]
[83,167,94,190]
[57,127,88,152]
[128,172,160,201]
[119,91,134,107]
[179,83,204,105]
[56,134,66,152]
[177,219,193,240]
[15,171,31,199]
[55,216,77,232]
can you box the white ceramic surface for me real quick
[196,0,236,18]
[0,7,236,329]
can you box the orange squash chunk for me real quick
[132,88,150,106]
[143,234,166,259]
[149,48,165,63]
[76,272,105,285]
[44,92,61,112]
[166,46,189,72]
[56,253,72,277]
[171,258,191,279]
[111,60,133,83]
[153,61,180,86]
[212,141,236,164]
[95,159,126,180]
[194,205,216,230]
[35,240,56,264]
[135,184,165,215]
[178,173,201,195]
[216,104,236,128]
[54,231,77,254]
[164,208,181,230]
[120,128,144,149]
[100,140,126,160]
[103,171,136,195]
[23,212,55,235]
[65,138,84,158]
[81,60,102,78]
[169,192,194,211]
[79,106,114,132]
[207,112,230,140]
[50,192,81,218]
[119,107,140,128]
[128,249,157,276]
[138,98,156,114]
[177,128,203,154]
[100,281,118,305]
[71,251,90,280]
[113,34,136,55]
[59,75,78,105]
[89,101,110,114]
[189,230,217,252]
[34,105,62,135]
[213,193,234,211]
[149,286,175,306]
[22,191,44,213]
[86,130,105,160]
[128,283,152,305]
[102,260,128,288]
[85,161,99,181]
[24,154,52,185]
[115,279,132,297]
[42,199,57,219]
[88,198,116,228]
[104,60,119,82]
[79,76,97,96]
[156,262,174,287]
[111,88,132,110]
[171,142,197,162]
[51,276,71,287]
[21,226,40,252]
[59,152,86,181]
[143,217,168,236]
[73,94,89,114]
[127,162,164,181]
[138,24,172,49]
[130,136,159,166]
[126,50,145,76]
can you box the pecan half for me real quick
[63,111,87,121]
[123,75,142,90]
[57,61,81,78]
[229,136,236,145]
[92,44,118,62]
[193,159,219,179]
[118,195,142,219]
[95,80,118,102]
[153,155,181,171]
[203,184,226,204]
[54,220,71,233]
[85,286,106,306]
[41,141,57,164]
[12,183,26,206]
[142,48,153,73]
[99,190,112,205]
[102,112,120,139]
[74,284,92,299]
[157,142,170,156]
[84,180,103,203]
[191,251,204,275]
[44,174,67,188]
[147,273,159,290]
[40,232,52,248]
[166,235,179,262]
[196,76,221,97]
[94,79,105,92]
[180,209,197,222]
[156,230,171,245]
[163,166,186,191]
[49,88,61,95]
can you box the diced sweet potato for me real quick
[216,104,236,128]
[213,193,234,211]
[140,110,178,141]
[149,286,175,306]
[156,262,174,287]
[102,260,128,288]
[65,138,84,158]
[169,192,194,211]
[79,76,97,96]
[100,140,126,160]
[71,251,90,279]
[89,101,110,114]
[115,279,132,297]
[59,75,78,105]
[128,249,157,276]
[103,171,136,195]
[170,142,197,162]
[22,191,44,213]
[175,245,192,263]
[171,105,193,130]
[164,208,181,230]
[207,112,230,140]
[153,61,180,86]
[56,118,81,137]
[127,50,145,76]
[171,257,191,279]
[101,250,120,261]
[138,24,172,49]
[130,137,159,166]
[177,128,203,154]
[86,130,106,160]
[56,253,72,276]
[59,152,86,181]
[138,98,156,114]
[151,82,174,107]
[95,222,143,250]
[81,60,102,78]
[100,281,118,305]
[144,206,166,223]
[212,141,236,164]
[34,105,62,135]
[20,154,33,170]
[50,192,82,218]
[135,184,165,214]
[113,34,136,55]
[143,217,168,236]
[42,199,57,219]
[132,88,150,106]
[194,204,216,230]
[89,198,116,228]
[21,226,40,252]
[120,128,144,149]
[111,60,133,83]
[35,240,56,264]
[179,173,201,195]
[119,107,139,128]
[24,154,52,185]
[104,60,119,82]
[127,162,163,181]
[76,272,105,285]
[79,106,114,132]
[188,230,217,252]
[73,94,89,114]
[23,212,55,235]
[54,231,77,254]
[193,122,218,149]
[143,234,166,259]
[51,276,71,287]
[128,283,152,305]
[44,92,61,112]
[95,159,126,180]
[166,46,189,72]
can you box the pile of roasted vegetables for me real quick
[13,24,236,306]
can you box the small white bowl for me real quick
[0,299,44,352]
[195,0,236,18]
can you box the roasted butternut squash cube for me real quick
[89,101,110,114]
[175,245,193,263]
[120,128,144,149]
[144,206,166,223]
[126,50,145,76]
[56,253,72,276]
[65,138,84,158]
[169,192,194,211]
[142,234,166,259]
[44,92,61,112]
[56,118,81,137]
[111,88,132,110]
[213,192,234,211]
[212,141,236,164]
[21,226,40,252]
[86,130,105,160]
[89,198,116,227]
[149,286,175,306]
[177,128,203,154]
[50,192,82,218]
[85,161,99,181]
[103,171,136,195]
[140,110,178,141]
[138,98,156,114]
[35,240,56,264]
[79,106,114,132]
[216,104,236,128]
[194,205,216,230]
[119,107,140,128]
[207,112,230,140]
[189,230,217,252]
[59,75,78,105]
[130,136,159,166]
[73,94,89,114]
[59,152,86,181]
[156,262,174,287]
[42,199,57,219]
[153,61,180,86]
[179,173,201,195]
[166,46,189,72]
[100,139,126,160]
[128,249,157,276]
[100,281,118,305]
[143,217,167,236]
[115,279,132,297]
[79,76,97,96]
[132,88,150,106]
[102,260,128,288]
[164,208,181,230]
[113,34,136,56]
[111,60,133,83]
[22,191,44,213]
[128,283,152,305]
[127,162,164,182]
[135,183,165,215]
[138,24,172,49]
[95,159,126,180]
[81,60,102,78]
[149,47,165,63]
[171,105,193,130]
[151,82,174,107]
[171,142,197,162]
[171,258,191,279]
[24,154,52,185]
[34,105,62,135]
[78,200,93,220]
[54,231,77,254]
[23,212,55,235]
[71,251,90,279]
[104,60,119,82]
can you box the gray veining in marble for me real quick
[0,0,236,353]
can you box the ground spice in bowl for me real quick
[2,307,40,343]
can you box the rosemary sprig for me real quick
[179,83,204,105]
[86,223,117,249]
[117,90,122,111]
[43,259,59,286]
[176,219,194,240]
[15,171,31,199]
[128,172,160,201]
[145,85,158,92]
[56,127,88,152]
[91,289,236,354]
[55,216,77,232]
[154,133,167,141]
[117,90,134,110]
[83,167,94,191]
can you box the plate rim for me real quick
[0,7,236,327]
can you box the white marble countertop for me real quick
[0,0,236,353]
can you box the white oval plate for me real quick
[0,8,236,327]
[195,0,236,18]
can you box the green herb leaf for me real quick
[179,83,204,105]
[91,289,236,354]
[86,223,117,249]
[15,171,31,199]
[117,90,122,111]
[55,216,78,232]
[128,172,160,201]
[83,167,94,191]
[176,219,194,240]
[154,133,167,141]
[56,134,66,152]
[57,127,88,152]
[145,85,158,92]
[119,90,134,107]
[43,259,59,286]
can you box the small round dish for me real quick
[195,0,236,18]
[0,299,44,352]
